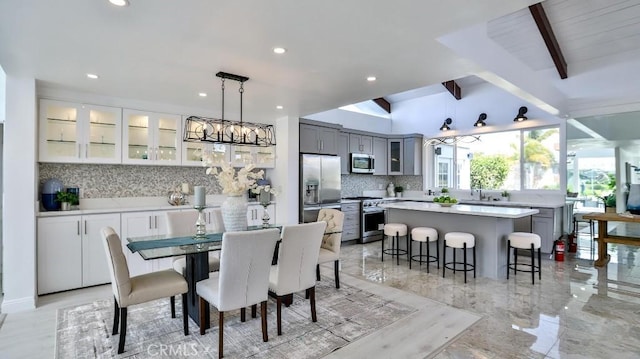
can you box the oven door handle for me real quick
[304,206,322,211]
[322,204,342,209]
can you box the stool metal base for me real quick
[409,237,439,272]
[442,240,476,283]
[381,232,409,265]
[507,241,541,284]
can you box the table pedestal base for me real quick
[185,252,210,329]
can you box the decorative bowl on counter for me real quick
[439,202,456,207]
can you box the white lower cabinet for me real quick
[37,213,120,295]
[247,204,276,226]
[121,210,176,276]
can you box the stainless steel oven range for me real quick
[342,197,396,243]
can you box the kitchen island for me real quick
[379,201,539,280]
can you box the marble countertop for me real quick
[397,196,565,209]
[379,201,539,219]
[37,196,275,217]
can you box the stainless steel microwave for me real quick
[351,153,375,174]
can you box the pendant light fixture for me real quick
[183,72,276,147]
[514,106,528,122]
[440,118,453,131]
[474,113,487,127]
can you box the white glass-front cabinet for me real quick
[183,142,231,167]
[39,99,122,163]
[230,145,275,168]
[123,109,182,165]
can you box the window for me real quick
[432,126,560,192]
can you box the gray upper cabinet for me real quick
[403,136,423,175]
[349,134,373,155]
[338,132,350,174]
[373,137,387,175]
[299,123,338,155]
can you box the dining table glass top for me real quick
[126,225,283,260]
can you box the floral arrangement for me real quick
[204,160,265,196]
[253,183,277,205]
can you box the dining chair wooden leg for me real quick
[261,301,268,342]
[117,307,127,354]
[316,264,321,281]
[112,297,120,335]
[251,304,257,318]
[199,297,206,335]
[240,308,246,322]
[170,296,176,318]
[277,296,283,336]
[182,293,188,336]
[309,286,317,322]
[218,311,224,359]
[334,260,340,289]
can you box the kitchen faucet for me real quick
[471,185,485,200]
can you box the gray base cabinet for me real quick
[341,202,360,241]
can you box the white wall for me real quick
[391,83,563,138]
[0,64,5,123]
[305,108,391,134]
[273,116,299,224]
[2,76,37,312]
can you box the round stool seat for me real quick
[508,232,541,249]
[411,227,438,242]
[384,223,408,236]
[444,232,475,248]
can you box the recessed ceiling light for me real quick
[86,73,99,79]
[109,0,129,6]
[273,47,286,54]
[198,93,207,97]
[367,76,377,82]
[276,105,283,110]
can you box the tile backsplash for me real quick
[39,163,224,198]
[39,163,422,199]
[341,174,423,197]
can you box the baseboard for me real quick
[1,296,36,313]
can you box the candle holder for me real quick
[261,202,271,228]
[194,205,207,239]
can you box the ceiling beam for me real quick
[442,80,461,100]
[529,2,567,79]
[372,97,391,113]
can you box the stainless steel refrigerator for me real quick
[300,154,341,223]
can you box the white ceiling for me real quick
[1,0,640,139]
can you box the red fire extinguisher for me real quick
[554,238,565,262]
[568,232,577,253]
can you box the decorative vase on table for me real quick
[221,195,249,232]
[627,184,640,215]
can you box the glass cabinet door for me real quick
[230,145,253,167]
[156,115,179,163]
[124,110,151,163]
[39,100,80,162]
[388,139,403,175]
[254,147,275,168]
[86,105,121,163]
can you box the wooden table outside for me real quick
[582,212,640,267]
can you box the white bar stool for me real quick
[409,227,439,272]
[382,223,408,266]
[507,232,541,284]
[442,232,476,283]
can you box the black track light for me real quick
[474,113,487,127]
[514,106,528,122]
[440,118,452,131]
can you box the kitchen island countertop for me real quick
[379,201,539,218]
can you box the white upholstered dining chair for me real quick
[269,221,327,335]
[196,228,280,359]
[316,208,345,288]
[101,227,189,354]
[167,210,222,274]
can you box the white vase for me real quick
[221,195,249,232]
[627,184,640,214]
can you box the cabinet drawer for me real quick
[533,208,553,218]
[341,203,360,211]
[344,212,359,222]
[342,227,360,240]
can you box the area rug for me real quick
[55,278,418,358]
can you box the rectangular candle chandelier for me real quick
[183,72,276,147]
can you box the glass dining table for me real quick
[126,225,282,329]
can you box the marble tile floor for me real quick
[331,241,640,358]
